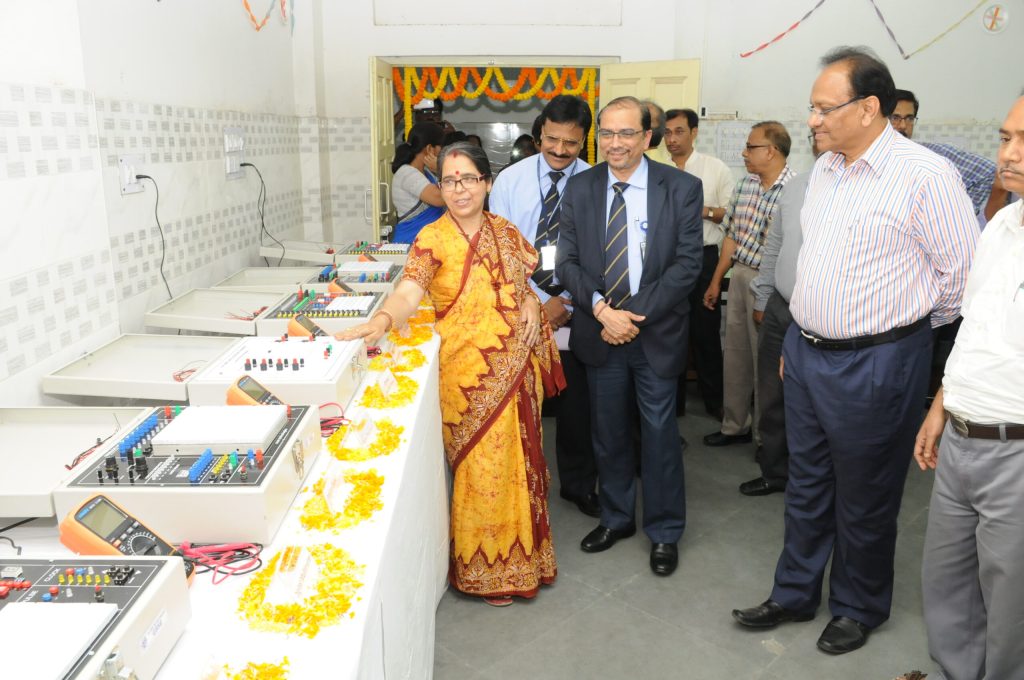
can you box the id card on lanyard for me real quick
[536,158,579,271]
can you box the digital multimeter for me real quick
[59,494,194,579]
[287,313,328,339]
[226,374,285,405]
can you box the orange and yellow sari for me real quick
[403,211,565,598]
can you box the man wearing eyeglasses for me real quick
[732,46,978,655]
[489,95,600,519]
[913,94,1024,680]
[556,96,703,577]
[892,89,1008,223]
[702,122,795,450]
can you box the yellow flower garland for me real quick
[299,469,385,532]
[238,544,363,638]
[358,374,418,409]
[326,419,404,462]
[368,348,426,373]
[388,324,432,347]
[222,658,289,680]
[407,307,435,325]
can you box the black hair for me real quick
[597,96,652,131]
[641,100,667,147]
[466,134,483,147]
[752,121,792,158]
[531,114,543,143]
[392,122,444,174]
[820,46,897,117]
[893,88,920,116]
[437,141,492,180]
[666,108,699,130]
[510,134,538,163]
[536,94,593,139]
[443,130,468,147]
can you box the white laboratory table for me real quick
[4,335,449,680]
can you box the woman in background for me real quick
[391,122,445,243]
[340,142,564,606]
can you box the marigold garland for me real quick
[388,324,432,347]
[326,419,404,462]
[369,348,426,373]
[222,657,290,680]
[358,374,419,409]
[238,544,363,638]
[299,469,385,532]
[407,307,435,325]
[394,66,599,162]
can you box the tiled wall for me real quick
[0,84,99,181]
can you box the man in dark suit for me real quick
[556,96,704,576]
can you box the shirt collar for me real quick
[823,123,896,177]
[607,156,648,191]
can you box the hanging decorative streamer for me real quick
[868,0,987,59]
[243,0,291,32]
[741,0,990,60]
[740,0,831,58]
[393,66,599,162]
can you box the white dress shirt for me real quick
[943,199,1024,424]
[677,149,737,247]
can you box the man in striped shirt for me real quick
[732,46,978,655]
[702,122,795,448]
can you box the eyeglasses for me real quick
[744,144,772,152]
[808,96,866,119]
[597,128,645,140]
[541,133,583,151]
[889,114,918,124]
[439,175,488,192]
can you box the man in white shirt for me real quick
[913,95,1024,680]
[489,95,599,518]
[664,108,736,418]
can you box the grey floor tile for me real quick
[433,645,484,680]
[482,595,770,680]
[435,393,938,679]
[435,573,604,672]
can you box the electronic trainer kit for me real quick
[0,555,190,679]
[254,288,382,335]
[51,404,320,543]
[187,335,367,407]
[336,241,410,262]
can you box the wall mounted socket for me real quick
[118,154,145,195]
[224,127,245,180]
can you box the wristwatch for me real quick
[705,207,714,219]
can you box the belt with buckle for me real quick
[799,316,929,351]
[946,411,1024,441]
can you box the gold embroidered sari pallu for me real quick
[404,212,564,598]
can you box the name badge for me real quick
[541,244,557,271]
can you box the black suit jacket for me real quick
[555,160,704,378]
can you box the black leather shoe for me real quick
[703,430,753,447]
[580,525,636,553]
[559,490,601,518]
[739,477,786,497]
[732,599,815,628]
[816,616,870,654]
[650,543,678,576]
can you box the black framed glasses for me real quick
[744,144,772,151]
[889,114,918,124]
[439,175,488,192]
[808,96,866,119]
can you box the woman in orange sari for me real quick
[339,142,565,606]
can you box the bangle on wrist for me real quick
[372,309,395,333]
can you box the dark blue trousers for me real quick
[770,322,932,628]
[587,340,686,544]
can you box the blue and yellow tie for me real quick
[604,181,631,307]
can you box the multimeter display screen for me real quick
[238,376,269,401]
[80,500,127,538]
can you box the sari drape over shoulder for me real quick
[403,211,565,598]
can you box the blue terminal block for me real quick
[188,448,214,484]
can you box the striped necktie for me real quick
[532,170,565,294]
[605,181,631,307]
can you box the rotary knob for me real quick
[125,531,161,555]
